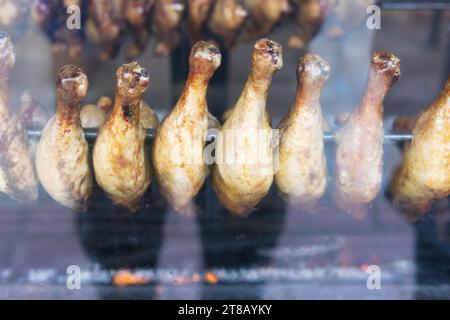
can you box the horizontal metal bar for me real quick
[25,128,413,143]
[381,0,450,10]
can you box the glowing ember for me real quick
[205,271,219,285]
[112,270,150,286]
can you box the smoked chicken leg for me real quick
[391,77,450,221]
[275,53,329,210]
[0,33,38,203]
[153,41,221,215]
[333,52,401,218]
[212,39,283,216]
[93,62,151,211]
[35,65,92,211]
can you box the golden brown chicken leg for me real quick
[36,65,92,211]
[333,52,401,218]
[0,34,38,203]
[390,77,450,221]
[208,0,248,49]
[288,0,337,49]
[139,100,159,129]
[86,0,125,60]
[275,53,329,210]
[93,62,151,211]
[123,0,154,59]
[243,0,290,39]
[188,0,213,42]
[153,41,221,215]
[392,115,419,134]
[152,0,185,56]
[81,96,113,129]
[212,39,283,216]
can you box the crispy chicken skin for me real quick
[212,39,282,216]
[153,41,221,215]
[36,65,92,211]
[93,62,151,211]
[275,53,329,210]
[81,96,159,130]
[152,0,185,56]
[333,52,401,218]
[208,0,248,48]
[0,34,38,203]
[391,77,450,221]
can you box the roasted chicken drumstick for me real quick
[93,62,151,211]
[391,77,450,221]
[123,0,154,59]
[86,0,125,60]
[333,52,401,218]
[243,0,290,39]
[36,65,92,211]
[213,39,283,216]
[288,0,336,49]
[0,34,38,203]
[188,0,213,42]
[208,0,248,49]
[275,53,329,210]
[152,0,185,56]
[153,41,221,215]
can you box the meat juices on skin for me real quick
[0,33,38,203]
[36,65,92,211]
[391,77,450,221]
[212,39,283,216]
[93,62,151,211]
[333,52,401,218]
[153,41,221,215]
[275,53,330,211]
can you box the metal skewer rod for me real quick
[25,128,414,143]
[381,0,450,10]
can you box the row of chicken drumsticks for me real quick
[0,34,448,221]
